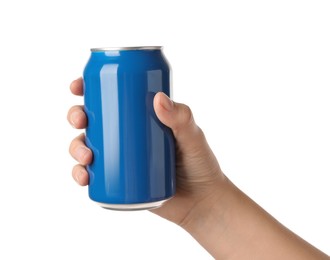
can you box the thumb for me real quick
[153,92,204,149]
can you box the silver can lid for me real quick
[91,46,163,52]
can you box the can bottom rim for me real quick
[95,197,173,211]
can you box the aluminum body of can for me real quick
[83,46,176,210]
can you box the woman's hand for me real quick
[67,77,226,226]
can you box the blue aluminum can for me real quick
[83,46,176,210]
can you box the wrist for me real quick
[179,174,232,233]
[179,175,238,259]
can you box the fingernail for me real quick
[75,170,84,183]
[70,111,83,128]
[74,171,81,182]
[161,93,174,112]
[76,146,90,162]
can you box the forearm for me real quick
[181,177,329,260]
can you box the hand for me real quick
[67,78,226,225]
[68,78,329,259]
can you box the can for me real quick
[83,46,176,210]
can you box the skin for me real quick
[68,78,329,259]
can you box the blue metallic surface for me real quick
[83,48,176,205]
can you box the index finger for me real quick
[70,77,84,96]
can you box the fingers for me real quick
[69,133,93,166]
[72,164,89,186]
[153,92,205,149]
[70,78,89,186]
[67,105,87,129]
[70,77,84,96]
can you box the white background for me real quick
[0,0,329,259]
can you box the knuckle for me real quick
[67,107,74,121]
[72,165,77,175]
[69,139,77,155]
[69,134,84,155]
[171,104,195,134]
[72,165,80,182]
[181,104,194,126]
[72,164,80,173]
[67,106,81,123]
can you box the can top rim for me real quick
[91,46,163,52]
